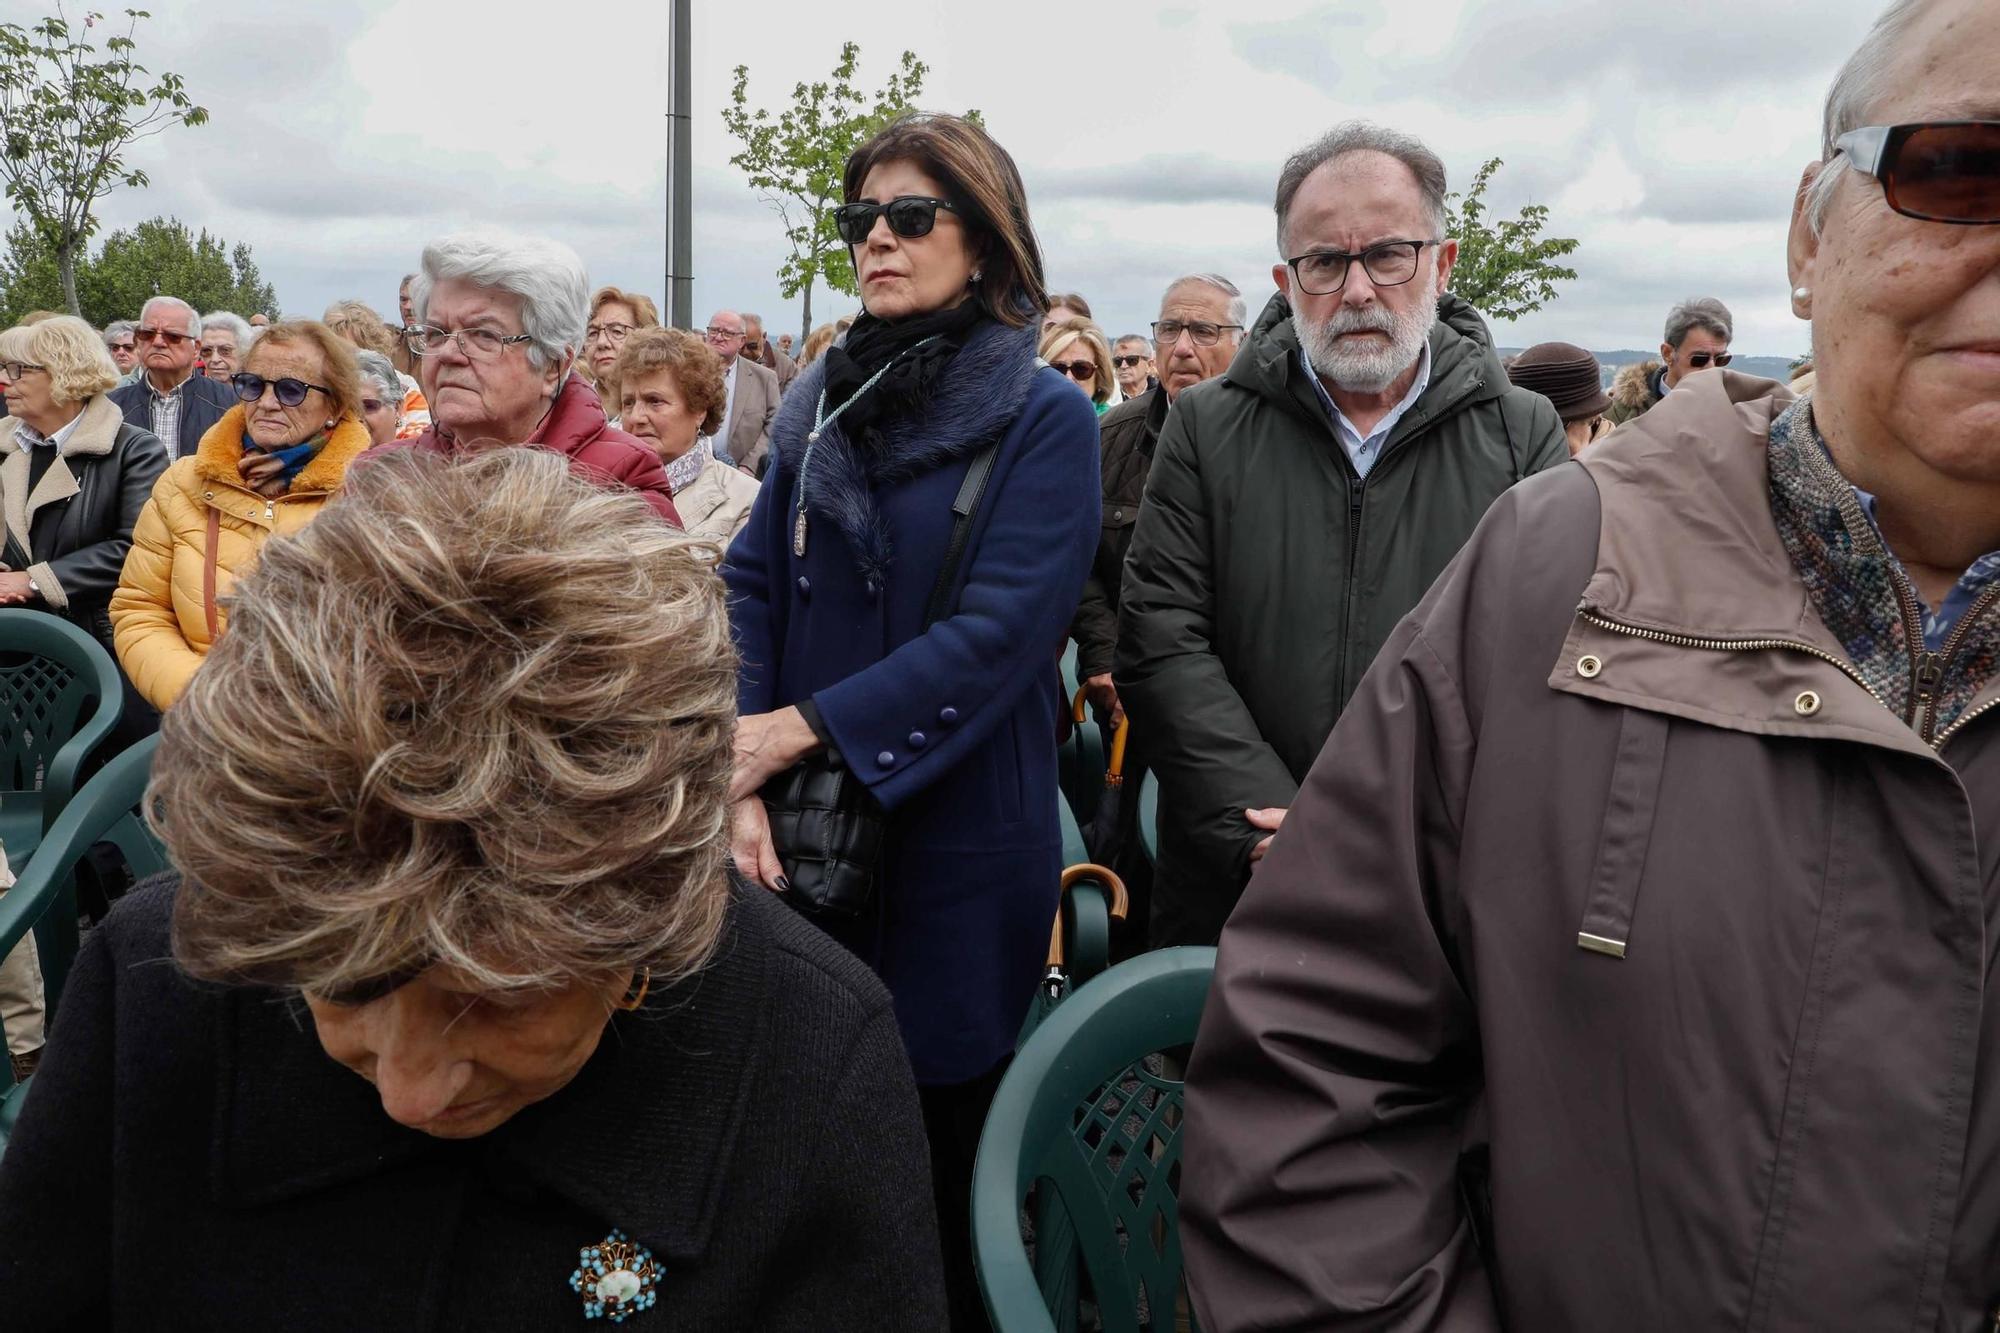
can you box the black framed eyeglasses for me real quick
[834,196,959,245]
[1833,121,2000,225]
[0,360,47,381]
[407,325,535,358]
[231,372,332,407]
[1286,239,1441,296]
[1151,319,1243,349]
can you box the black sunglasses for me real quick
[231,372,332,407]
[1049,359,1097,381]
[834,196,959,245]
[1111,354,1148,369]
[1687,352,1733,369]
[1834,121,2000,225]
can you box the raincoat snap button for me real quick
[1793,690,1822,717]
[1576,654,1603,679]
[875,750,896,768]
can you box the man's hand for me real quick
[730,797,788,892]
[1247,806,1289,863]
[1082,673,1124,730]
[730,705,821,803]
[0,571,36,606]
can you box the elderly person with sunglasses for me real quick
[1,449,949,1330]
[362,230,680,525]
[110,320,372,712]
[1037,315,1117,414]
[1180,3,2000,1328]
[1606,296,1736,424]
[107,296,238,461]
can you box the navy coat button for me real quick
[876,750,896,768]
[938,707,959,724]
[865,578,880,602]
[907,730,927,749]
[796,575,811,596]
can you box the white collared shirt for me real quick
[1300,340,1433,480]
[12,409,85,454]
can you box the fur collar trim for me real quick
[194,406,373,493]
[767,319,1040,581]
[1610,359,1663,413]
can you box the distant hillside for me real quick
[1500,347,1800,390]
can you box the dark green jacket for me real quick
[1069,385,1168,679]
[1115,291,1566,946]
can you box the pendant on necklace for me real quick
[793,507,809,558]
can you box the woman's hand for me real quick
[237,450,290,499]
[730,706,821,803]
[0,570,35,605]
[730,797,787,893]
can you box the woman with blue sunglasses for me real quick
[111,320,371,711]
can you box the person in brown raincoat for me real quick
[1183,1,2000,1327]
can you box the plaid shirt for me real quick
[148,377,187,455]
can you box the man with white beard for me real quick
[1116,121,1566,947]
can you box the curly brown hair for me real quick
[159,447,739,996]
[245,319,366,423]
[611,327,727,438]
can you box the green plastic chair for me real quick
[1023,799,1129,1046]
[976,946,1216,1333]
[0,609,124,870]
[0,734,165,1144]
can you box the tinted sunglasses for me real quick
[1687,352,1733,369]
[231,372,331,407]
[1111,355,1148,369]
[1834,121,2000,225]
[1049,359,1097,381]
[136,327,192,345]
[834,196,958,245]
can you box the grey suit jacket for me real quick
[725,358,782,475]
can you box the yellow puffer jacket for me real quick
[110,406,371,711]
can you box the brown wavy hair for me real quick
[160,447,738,995]
[842,113,1047,328]
[612,327,726,438]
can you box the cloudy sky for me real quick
[3,0,1896,356]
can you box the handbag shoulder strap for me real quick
[203,504,221,642]
[923,439,1001,628]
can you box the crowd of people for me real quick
[0,0,1997,1325]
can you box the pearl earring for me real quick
[1792,286,1810,301]
[969,269,983,283]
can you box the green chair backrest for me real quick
[976,947,1216,1333]
[0,733,163,1067]
[0,610,124,841]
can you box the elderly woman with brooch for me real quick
[722,112,1099,1329]
[0,448,947,1328]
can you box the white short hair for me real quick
[200,311,256,349]
[1805,0,1936,233]
[1165,273,1247,330]
[409,228,589,371]
[351,347,403,403]
[140,296,201,339]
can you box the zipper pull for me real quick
[1916,652,1944,694]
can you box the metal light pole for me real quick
[664,0,694,328]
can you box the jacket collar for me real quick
[208,885,771,1262]
[0,394,127,549]
[768,318,1041,582]
[194,405,373,494]
[1556,371,1958,762]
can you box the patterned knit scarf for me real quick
[1767,398,2000,737]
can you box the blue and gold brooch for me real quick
[569,1228,661,1322]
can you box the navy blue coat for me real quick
[108,371,237,461]
[724,319,1100,1085]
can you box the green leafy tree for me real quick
[723,44,971,343]
[0,5,208,315]
[1444,158,1580,322]
[1,215,278,326]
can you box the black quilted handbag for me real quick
[763,439,1000,919]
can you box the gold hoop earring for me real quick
[614,967,651,1011]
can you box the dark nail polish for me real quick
[775,876,792,893]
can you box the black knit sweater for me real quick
[0,877,948,1330]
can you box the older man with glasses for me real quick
[1116,121,1566,950]
[1608,296,1735,423]
[107,296,237,460]
[702,309,780,475]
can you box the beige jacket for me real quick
[674,455,759,545]
[725,358,781,475]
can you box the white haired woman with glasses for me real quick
[352,348,407,447]
[361,229,681,524]
[111,320,371,711]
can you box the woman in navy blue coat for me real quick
[722,113,1098,1328]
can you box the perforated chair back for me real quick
[0,610,124,867]
[975,947,1215,1333]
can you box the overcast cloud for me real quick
[0,0,1897,355]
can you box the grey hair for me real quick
[409,228,589,372]
[1663,297,1734,349]
[102,319,135,346]
[140,296,201,338]
[1165,272,1248,330]
[352,347,402,403]
[1805,0,1936,232]
[1113,333,1154,355]
[741,312,764,330]
[1275,121,1448,256]
[200,311,256,349]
